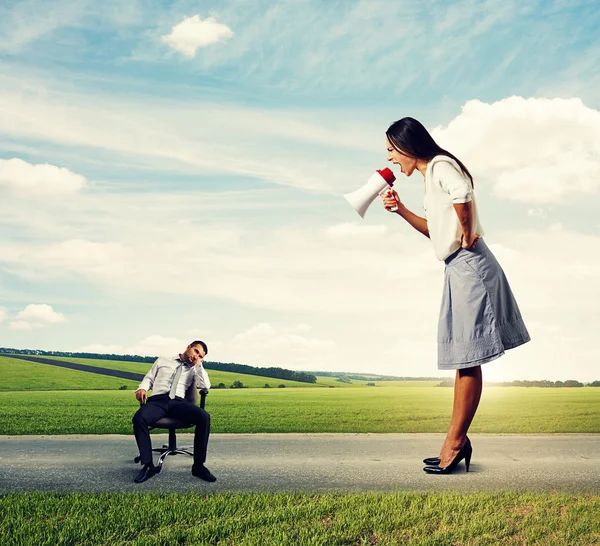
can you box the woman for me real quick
[382,117,530,474]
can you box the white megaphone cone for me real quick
[344,168,397,218]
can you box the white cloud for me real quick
[0,0,87,52]
[384,336,436,365]
[11,215,598,381]
[117,335,187,357]
[78,335,189,358]
[0,192,441,314]
[327,223,388,239]
[0,158,87,196]
[77,343,126,354]
[10,304,67,330]
[16,303,67,324]
[0,69,373,193]
[528,208,548,218]
[37,239,130,278]
[142,0,527,95]
[77,325,335,371]
[9,321,34,331]
[4,215,598,381]
[161,15,233,58]
[221,322,338,369]
[0,307,9,324]
[433,97,600,204]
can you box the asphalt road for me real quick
[1,433,599,493]
[3,354,145,382]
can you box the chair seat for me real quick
[134,388,208,468]
[152,417,193,429]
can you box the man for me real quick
[132,340,216,483]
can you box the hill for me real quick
[0,347,316,384]
[0,355,321,391]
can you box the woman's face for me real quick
[386,137,418,176]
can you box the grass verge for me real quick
[0,491,598,545]
[1,386,599,435]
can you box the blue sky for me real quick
[1,0,599,381]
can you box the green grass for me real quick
[313,376,438,388]
[3,355,437,390]
[0,356,139,391]
[30,355,154,373]
[1,356,336,389]
[0,491,598,545]
[1,385,599,435]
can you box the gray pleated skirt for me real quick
[438,238,530,370]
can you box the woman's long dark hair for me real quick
[386,117,473,187]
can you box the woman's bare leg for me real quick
[438,365,482,467]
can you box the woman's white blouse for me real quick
[424,155,485,261]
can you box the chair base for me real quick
[154,445,194,468]
[134,427,194,470]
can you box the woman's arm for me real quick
[453,201,479,248]
[396,202,430,238]
[382,190,430,238]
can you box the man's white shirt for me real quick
[138,356,211,397]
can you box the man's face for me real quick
[182,344,206,366]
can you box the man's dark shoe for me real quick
[134,464,157,483]
[192,464,217,482]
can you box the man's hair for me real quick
[190,340,208,355]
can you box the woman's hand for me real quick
[461,233,480,249]
[382,189,400,213]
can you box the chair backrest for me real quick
[184,382,198,405]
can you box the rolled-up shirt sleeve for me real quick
[434,161,473,204]
[138,358,160,392]
[194,364,211,391]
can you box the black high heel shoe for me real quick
[423,456,441,465]
[422,436,470,465]
[423,438,472,474]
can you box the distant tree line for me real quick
[0,347,155,363]
[212,380,285,389]
[436,378,599,387]
[310,371,446,381]
[202,361,316,383]
[0,347,317,384]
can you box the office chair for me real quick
[134,385,208,471]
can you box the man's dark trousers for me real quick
[132,393,210,466]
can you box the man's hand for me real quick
[461,233,480,249]
[135,389,148,404]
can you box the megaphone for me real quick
[344,168,397,218]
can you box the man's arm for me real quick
[194,364,211,391]
[135,358,160,403]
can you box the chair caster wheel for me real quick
[134,456,141,463]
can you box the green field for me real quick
[1,384,599,435]
[0,356,339,390]
[0,491,598,546]
[313,375,437,388]
[46,355,416,388]
[0,356,140,391]
[2,355,599,435]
